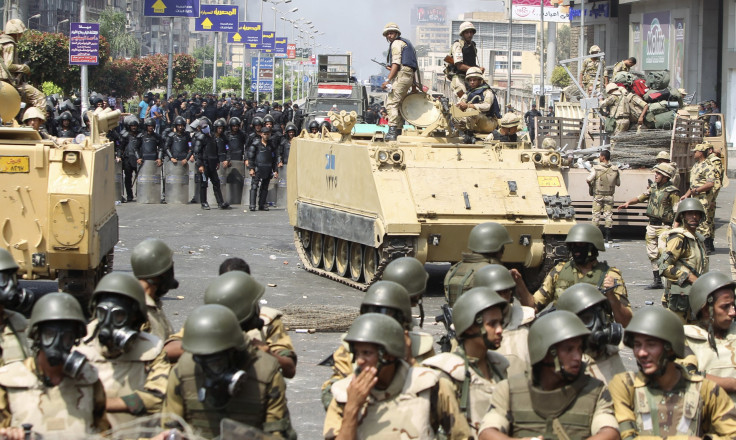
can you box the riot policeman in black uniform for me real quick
[164,117,192,163]
[55,111,79,138]
[141,118,163,167]
[193,117,230,210]
[118,117,143,202]
[245,117,264,168]
[247,126,280,211]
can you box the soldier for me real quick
[472,264,534,375]
[704,142,724,253]
[455,67,500,141]
[55,110,79,138]
[608,307,736,439]
[624,89,649,128]
[0,20,45,117]
[557,284,625,384]
[75,272,171,428]
[193,117,230,210]
[0,293,108,437]
[131,238,178,342]
[618,163,680,290]
[444,222,512,306]
[478,311,619,440]
[308,120,320,135]
[579,44,607,94]
[488,113,521,142]
[523,104,542,143]
[118,117,142,202]
[423,288,508,434]
[611,56,636,78]
[0,249,33,365]
[225,117,247,169]
[21,107,52,139]
[682,143,719,253]
[247,126,280,211]
[380,22,419,141]
[162,304,296,439]
[247,116,264,152]
[587,150,620,243]
[600,83,629,134]
[448,21,484,99]
[659,198,708,323]
[683,271,736,403]
[531,224,632,326]
[140,117,164,202]
[655,150,680,187]
[163,116,192,169]
[323,313,472,439]
[282,122,297,166]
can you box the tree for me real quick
[192,46,214,78]
[99,9,139,58]
[551,65,571,88]
[556,25,572,62]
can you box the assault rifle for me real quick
[435,304,455,353]
[371,58,390,70]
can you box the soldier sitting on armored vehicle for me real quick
[487,113,521,142]
[0,20,46,118]
[455,67,500,143]
[21,107,52,139]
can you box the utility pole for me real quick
[539,0,544,107]
[167,19,173,99]
[240,0,247,99]
[212,32,218,94]
[506,0,512,108]
[80,0,88,114]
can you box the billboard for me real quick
[194,4,238,32]
[69,22,99,65]
[642,11,670,70]
[412,5,446,24]
[143,0,199,17]
[512,0,570,23]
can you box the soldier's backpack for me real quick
[643,88,671,103]
[632,79,649,97]
[646,70,671,90]
[612,71,635,87]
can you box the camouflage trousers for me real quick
[592,195,614,228]
[614,118,630,135]
[645,223,670,270]
[13,81,47,119]
[450,74,467,98]
[454,114,498,133]
[695,193,714,238]
[706,190,719,238]
[386,66,414,128]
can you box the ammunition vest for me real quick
[215,135,228,162]
[645,182,678,224]
[462,41,478,67]
[583,347,626,385]
[177,350,280,439]
[508,373,602,439]
[684,325,736,404]
[707,154,724,184]
[554,261,609,298]
[444,253,501,306]
[0,358,99,436]
[225,130,247,158]
[140,133,160,160]
[123,132,142,159]
[661,228,707,295]
[0,310,30,365]
[593,164,619,195]
[387,37,418,71]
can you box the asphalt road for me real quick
[21,177,736,440]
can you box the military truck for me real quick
[287,93,576,290]
[303,54,369,127]
[0,83,120,305]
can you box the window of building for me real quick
[513,51,522,56]
[512,61,522,71]
[495,61,508,71]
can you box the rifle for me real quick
[435,304,455,353]
[371,58,390,70]
[444,55,454,65]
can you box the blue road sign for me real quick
[251,57,274,69]
[144,0,199,17]
[250,80,273,92]
[274,37,287,57]
[194,4,238,32]
[69,22,99,65]
[260,31,275,51]
[303,75,310,83]
[228,21,263,44]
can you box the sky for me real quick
[242,0,505,80]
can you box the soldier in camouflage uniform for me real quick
[624,90,649,128]
[705,142,724,253]
[472,264,535,375]
[532,224,632,326]
[609,307,736,440]
[579,45,607,95]
[478,311,619,440]
[656,150,680,187]
[682,272,736,404]
[618,163,680,290]
[658,198,709,324]
[162,304,296,439]
[611,56,636,78]
[75,272,171,428]
[681,143,719,251]
[0,249,32,366]
[557,284,626,384]
[444,222,512,306]
[131,238,177,342]
[0,293,109,438]
[587,149,620,242]
[600,83,629,134]
[423,288,509,434]
[323,313,472,439]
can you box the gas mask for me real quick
[0,269,34,314]
[38,321,88,379]
[578,304,623,350]
[568,243,598,266]
[201,125,211,135]
[152,266,179,298]
[194,351,247,408]
[94,296,140,356]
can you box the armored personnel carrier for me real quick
[0,83,119,305]
[287,92,576,290]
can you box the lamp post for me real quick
[27,14,40,29]
[56,18,69,34]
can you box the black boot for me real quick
[214,190,230,209]
[463,131,476,144]
[200,186,209,210]
[644,270,663,290]
[249,186,259,211]
[201,202,210,210]
[385,126,398,141]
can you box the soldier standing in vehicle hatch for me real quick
[448,21,484,99]
[381,22,419,142]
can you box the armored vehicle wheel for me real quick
[335,239,350,277]
[300,229,312,250]
[309,232,323,267]
[349,243,363,281]
[323,236,336,272]
[363,247,379,282]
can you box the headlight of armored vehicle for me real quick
[377,150,389,163]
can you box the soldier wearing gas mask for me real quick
[0,292,109,437]
[0,249,33,365]
[533,224,632,327]
[557,283,625,384]
[423,287,508,434]
[162,304,296,439]
[131,238,178,342]
[76,272,171,428]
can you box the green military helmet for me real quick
[92,272,147,317]
[565,223,605,251]
[624,307,684,358]
[360,281,412,328]
[674,198,705,224]
[131,238,174,279]
[452,287,507,336]
[689,271,736,319]
[528,310,590,364]
[182,304,247,355]
[556,284,606,315]
[204,271,265,324]
[345,313,405,358]
[468,222,513,254]
[382,257,428,299]
[29,292,87,340]
[0,248,19,272]
[473,264,515,292]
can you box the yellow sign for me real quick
[152,0,166,13]
[0,156,29,173]
[537,176,561,187]
[201,17,213,29]
[232,32,242,42]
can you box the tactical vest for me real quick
[584,347,626,385]
[684,325,736,404]
[387,37,418,71]
[554,261,609,298]
[194,133,219,161]
[0,358,99,436]
[508,373,602,439]
[140,134,160,160]
[123,133,142,159]
[462,41,478,68]
[466,84,501,118]
[168,132,191,160]
[645,182,678,224]
[0,310,30,365]
[663,228,708,291]
[444,253,500,306]
[707,154,724,184]
[215,135,228,162]
[593,164,619,195]
[497,304,534,374]
[57,127,77,138]
[177,350,281,438]
[225,130,247,159]
[255,141,275,167]
[0,35,17,82]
